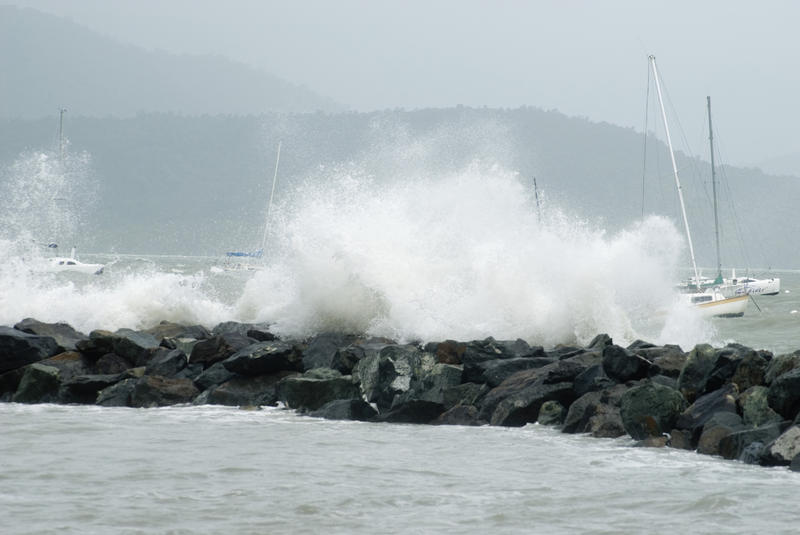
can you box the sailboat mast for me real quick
[649,55,700,285]
[708,96,721,279]
[260,140,282,254]
[533,176,542,223]
[58,108,66,163]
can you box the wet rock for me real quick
[602,344,652,383]
[13,318,88,352]
[222,341,303,376]
[764,350,800,385]
[211,321,271,337]
[111,329,161,366]
[189,332,256,369]
[761,425,800,466]
[0,368,25,401]
[395,362,463,407]
[12,363,61,403]
[740,441,766,465]
[276,369,360,412]
[431,404,484,426]
[301,333,359,371]
[465,356,554,387]
[39,351,94,381]
[193,361,236,391]
[637,436,669,448]
[130,376,199,407]
[145,348,188,378]
[674,384,738,446]
[442,382,489,410]
[373,399,445,424]
[587,333,613,350]
[538,400,566,426]
[355,344,427,411]
[739,386,783,428]
[59,374,122,404]
[718,422,784,461]
[95,353,133,374]
[198,371,296,406]
[143,321,210,342]
[703,344,766,394]
[633,344,686,379]
[677,343,716,403]
[309,399,378,421]
[426,339,466,365]
[620,382,687,440]
[696,412,744,456]
[96,378,138,407]
[668,428,693,450]
[767,368,800,420]
[563,384,628,438]
[572,364,614,398]
[0,326,60,373]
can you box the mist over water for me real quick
[0,145,718,349]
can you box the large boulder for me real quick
[764,351,800,385]
[537,400,566,426]
[673,384,738,446]
[0,326,60,373]
[442,382,489,410]
[676,344,716,403]
[145,348,188,378]
[309,399,378,421]
[572,364,615,398]
[431,405,485,426]
[562,384,628,438]
[95,353,133,374]
[193,361,237,391]
[767,368,800,420]
[276,369,361,412]
[222,341,303,376]
[373,399,445,424]
[394,363,463,407]
[301,332,359,371]
[197,371,296,406]
[111,329,161,366]
[0,367,26,401]
[696,412,745,456]
[59,374,123,404]
[96,378,139,407]
[143,321,210,342]
[602,344,652,383]
[620,382,687,440]
[703,344,767,394]
[13,318,88,351]
[189,332,256,369]
[464,356,554,387]
[12,363,61,403]
[718,422,784,462]
[130,376,199,407]
[632,344,686,378]
[739,386,783,428]
[355,344,429,411]
[761,426,800,466]
[211,321,271,337]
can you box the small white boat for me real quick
[46,247,104,275]
[727,269,780,296]
[685,289,748,318]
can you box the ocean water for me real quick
[2,150,799,533]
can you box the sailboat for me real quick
[648,56,748,318]
[676,97,780,297]
[220,141,282,272]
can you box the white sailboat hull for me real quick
[686,291,748,318]
[728,276,780,296]
[47,257,104,275]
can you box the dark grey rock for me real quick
[0,367,25,401]
[59,374,122,404]
[633,344,686,379]
[602,344,652,383]
[13,318,87,352]
[211,321,271,337]
[620,382,688,440]
[194,361,237,391]
[309,399,378,421]
[677,343,716,403]
[0,326,60,373]
[276,370,360,412]
[145,348,188,378]
[790,453,800,472]
[355,344,427,411]
[143,321,210,342]
[573,364,614,398]
[465,356,554,387]
[431,405,485,426]
[129,376,200,407]
[442,382,489,410]
[739,386,783,428]
[222,341,303,376]
[95,353,132,374]
[697,412,745,456]
[111,329,161,366]
[301,332,359,371]
[761,425,800,466]
[718,422,784,461]
[538,400,566,426]
[96,378,138,407]
[198,371,296,406]
[764,350,800,385]
[563,384,628,438]
[373,399,445,424]
[674,384,739,445]
[189,332,256,369]
[767,368,800,420]
[12,363,61,403]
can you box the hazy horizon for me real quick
[7,0,800,172]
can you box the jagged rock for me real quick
[702,344,766,395]
[442,382,489,410]
[13,318,88,351]
[145,348,188,378]
[602,344,652,383]
[674,384,738,445]
[464,355,554,387]
[194,361,236,391]
[677,343,716,403]
[276,369,360,411]
[163,337,201,356]
[394,362,462,407]
[211,321,271,337]
[143,321,210,342]
[537,400,566,426]
[95,353,133,374]
[75,330,116,360]
[111,329,161,366]
[0,368,25,401]
[633,344,686,378]
[563,384,628,438]
[96,378,138,407]
[767,368,800,419]
[459,338,544,379]
[761,425,800,466]
[189,332,257,368]
[668,429,693,450]
[39,351,94,381]
[301,333,359,371]
[696,412,744,456]
[130,376,199,407]
[373,399,445,424]
[223,341,303,376]
[0,326,60,373]
[572,364,614,398]
[620,382,687,440]
[355,344,429,411]
[587,333,613,350]
[740,441,766,465]
[198,371,296,406]
[309,399,378,421]
[718,422,784,461]
[431,405,485,426]
[12,363,61,403]
[174,362,203,382]
[59,374,122,404]
[489,381,575,427]
[764,350,800,385]
[739,386,783,428]
[426,340,466,365]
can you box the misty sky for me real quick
[10,0,800,168]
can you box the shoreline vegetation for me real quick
[2,318,800,470]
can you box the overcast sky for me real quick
[10,0,800,168]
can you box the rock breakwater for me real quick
[3,318,800,470]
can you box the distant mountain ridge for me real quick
[0,5,341,118]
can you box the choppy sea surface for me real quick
[1,403,798,535]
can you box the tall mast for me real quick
[533,176,542,224]
[649,55,700,286]
[708,96,721,279]
[260,140,282,254]
[58,108,67,163]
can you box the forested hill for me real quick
[0,5,340,118]
[1,107,797,268]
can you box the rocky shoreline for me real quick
[2,318,800,470]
